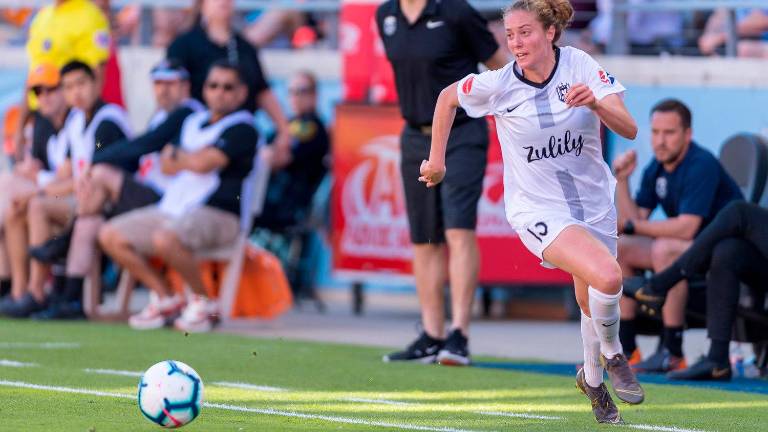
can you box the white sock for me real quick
[588,286,623,358]
[580,312,604,387]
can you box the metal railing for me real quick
[609,0,768,57]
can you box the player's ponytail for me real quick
[503,0,574,43]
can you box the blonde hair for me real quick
[502,0,574,43]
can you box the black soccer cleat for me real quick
[383,332,444,364]
[437,329,471,366]
[667,356,732,381]
[576,368,623,424]
[623,276,665,318]
[601,353,645,404]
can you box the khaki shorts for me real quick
[106,205,240,255]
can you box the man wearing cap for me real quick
[1,60,132,318]
[0,63,69,306]
[11,0,112,162]
[29,59,205,319]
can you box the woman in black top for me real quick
[167,0,291,168]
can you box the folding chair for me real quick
[88,146,270,321]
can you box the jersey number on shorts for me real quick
[526,222,548,243]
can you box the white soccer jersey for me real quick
[457,46,625,229]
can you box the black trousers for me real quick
[675,202,768,341]
[706,238,768,341]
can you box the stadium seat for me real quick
[718,133,768,204]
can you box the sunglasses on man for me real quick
[205,81,238,92]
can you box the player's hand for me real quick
[418,159,445,188]
[612,149,637,181]
[565,83,597,110]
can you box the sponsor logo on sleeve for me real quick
[462,76,474,95]
[598,69,615,85]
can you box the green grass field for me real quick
[0,319,766,431]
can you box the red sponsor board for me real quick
[332,104,571,284]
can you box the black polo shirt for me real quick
[376,0,498,127]
[168,24,270,113]
[30,112,58,170]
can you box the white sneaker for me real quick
[128,293,184,330]
[174,295,218,333]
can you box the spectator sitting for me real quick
[98,60,258,333]
[0,60,131,318]
[29,59,204,320]
[254,70,330,231]
[612,99,743,373]
[590,0,684,54]
[0,63,69,305]
[167,0,292,169]
[698,8,768,57]
[626,201,768,381]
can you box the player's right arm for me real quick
[421,69,503,187]
[419,82,459,187]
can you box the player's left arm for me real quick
[566,88,637,140]
[632,214,702,240]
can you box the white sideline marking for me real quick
[5,375,713,432]
[0,342,80,349]
[0,359,37,368]
[0,380,484,432]
[0,380,133,399]
[625,425,707,432]
[204,402,482,432]
[342,397,415,406]
[212,381,288,392]
[84,368,142,378]
[476,411,563,420]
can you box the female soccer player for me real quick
[419,0,643,424]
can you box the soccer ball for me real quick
[137,360,204,428]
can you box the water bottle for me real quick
[730,344,744,378]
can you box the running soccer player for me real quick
[419,0,643,424]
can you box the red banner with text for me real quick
[331,104,571,284]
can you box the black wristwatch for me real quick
[623,219,635,235]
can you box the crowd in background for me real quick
[0,1,767,57]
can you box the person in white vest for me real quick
[99,60,258,333]
[0,63,69,307]
[30,59,204,320]
[1,60,132,318]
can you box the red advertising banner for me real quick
[332,104,571,284]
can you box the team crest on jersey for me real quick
[656,177,668,199]
[556,82,570,103]
[383,16,397,36]
[462,76,474,94]
[598,70,615,85]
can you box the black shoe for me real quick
[623,276,665,318]
[576,368,623,424]
[437,329,471,366]
[601,353,644,405]
[29,231,72,264]
[667,356,732,381]
[31,300,85,320]
[383,332,444,363]
[0,293,47,318]
[632,348,687,374]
